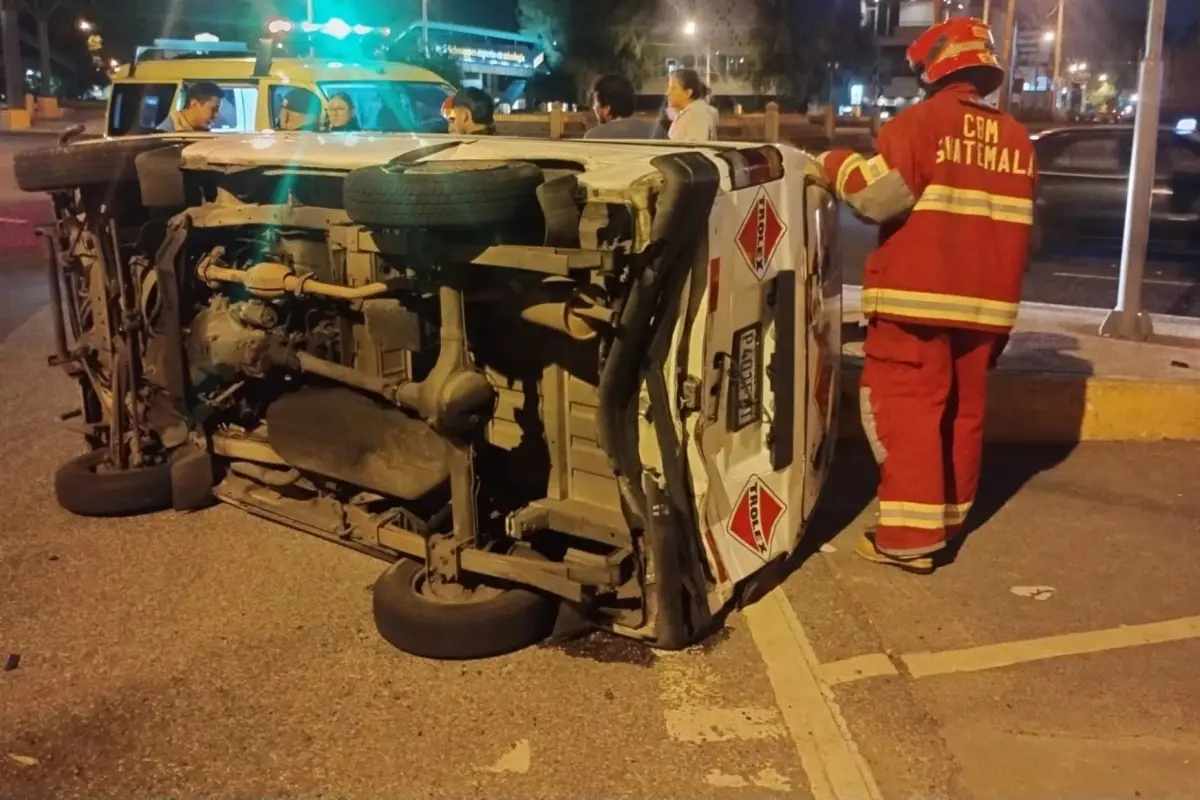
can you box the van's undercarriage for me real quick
[35,137,731,658]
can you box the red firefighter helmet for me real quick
[906,17,1004,95]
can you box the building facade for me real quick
[637,0,764,107]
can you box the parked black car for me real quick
[1032,125,1200,251]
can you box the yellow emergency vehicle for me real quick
[106,38,454,136]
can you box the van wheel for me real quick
[14,138,185,194]
[343,161,543,228]
[54,449,174,518]
[372,557,559,660]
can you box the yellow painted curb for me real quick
[839,363,1200,443]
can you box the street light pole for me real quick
[1099,0,1167,341]
[1052,0,1064,82]
[996,0,1018,110]
[422,0,429,58]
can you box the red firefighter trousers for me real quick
[858,318,1008,558]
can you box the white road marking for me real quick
[902,613,1200,679]
[1052,271,1194,288]
[656,648,788,744]
[743,589,884,800]
[819,614,1200,686]
[819,653,899,687]
[0,216,29,224]
[481,739,531,774]
[1010,585,1057,601]
[705,767,794,792]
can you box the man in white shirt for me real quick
[155,82,222,133]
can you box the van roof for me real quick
[112,57,449,85]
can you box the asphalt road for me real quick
[2,132,1200,797]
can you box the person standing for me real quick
[818,17,1037,573]
[156,81,223,133]
[584,74,664,139]
[665,68,718,142]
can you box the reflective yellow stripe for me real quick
[880,500,974,529]
[862,287,1019,328]
[879,500,946,531]
[862,154,890,184]
[835,153,867,197]
[913,184,1034,225]
[944,501,974,526]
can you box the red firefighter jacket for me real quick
[821,83,1036,333]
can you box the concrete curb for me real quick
[839,363,1200,443]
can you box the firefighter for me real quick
[818,17,1036,574]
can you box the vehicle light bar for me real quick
[720,146,785,190]
[267,18,391,38]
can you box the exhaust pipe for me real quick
[518,281,613,341]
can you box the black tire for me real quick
[343,160,543,228]
[54,449,174,518]
[14,137,186,194]
[372,557,559,660]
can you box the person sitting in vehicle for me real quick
[450,88,496,135]
[157,81,223,133]
[278,88,321,132]
[327,92,361,132]
[585,74,665,140]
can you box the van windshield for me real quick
[317,80,453,134]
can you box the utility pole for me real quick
[1099,0,1167,342]
[1,0,24,113]
[422,0,429,57]
[22,0,62,99]
[1051,0,1065,115]
[996,0,1018,110]
[983,0,991,23]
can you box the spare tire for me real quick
[343,160,543,228]
[14,137,189,194]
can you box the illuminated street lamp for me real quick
[683,20,697,37]
[1098,73,1109,82]
[1041,30,1055,42]
[78,19,92,32]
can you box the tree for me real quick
[517,0,655,104]
[747,0,874,109]
[21,0,60,97]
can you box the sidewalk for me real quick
[0,112,104,137]
[841,288,1200,442]
[781,438,1200,799]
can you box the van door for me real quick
[690,172,807,585]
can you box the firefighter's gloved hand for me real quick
[812,152,835,192]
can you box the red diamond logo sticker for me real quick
[726,476,787,559]
[736,189,787,281]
